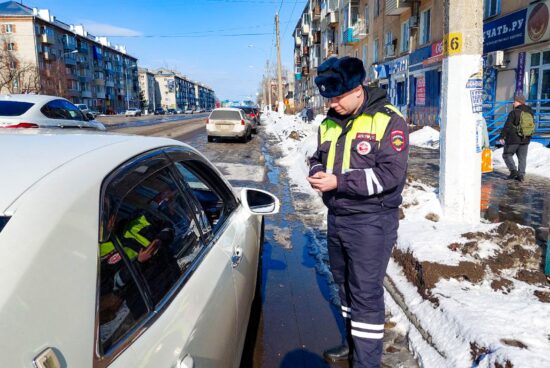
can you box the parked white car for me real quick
[206,108,253,143]
[0,130,279,368]
[0,94,106,130]
[124,108,142,117]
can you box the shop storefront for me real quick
[483,0,550,132]
[408,41,443,126]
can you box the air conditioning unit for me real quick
[486,50,506,68]
[328,10,338,25]
[408,15,419,28]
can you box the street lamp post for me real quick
[248,44,271,110]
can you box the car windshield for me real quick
[210,110,241,120]
[0,101,34,116]
[76,104,88,109]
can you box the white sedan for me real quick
[0,94,106,130]
[0,130,278,368]
[124,108,142,117]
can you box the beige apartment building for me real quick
[293,0,550,137]
[154,68,215,111]
[0,0,139,113]
[138,67,157,112]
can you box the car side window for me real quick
[41,99,84,121]
[173,161,234,236]
[98,165,204,355]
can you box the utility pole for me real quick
[275,13,284,115]
[439,0,484,223]
[264,60,269,110]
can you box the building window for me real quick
[374,0,380,17]
[4,24,15,33]
[385,32,394,57]
[419,9,431,45]
[6,42,16,51]
[401,21,409,53]
[373,38,379,62]
[484,0,500,19]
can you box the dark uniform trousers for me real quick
[327,209,399,368]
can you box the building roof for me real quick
[0,1,33,16]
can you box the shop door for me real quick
[536,67,550,129]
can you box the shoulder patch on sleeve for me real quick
[390,130,405,152]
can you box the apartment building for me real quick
[0,0,139,114]
[138,67,157,112]
[293,0,444,123]
[154,68,215,111]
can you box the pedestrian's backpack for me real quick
[517,110,535,137]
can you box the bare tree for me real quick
[0,35,40,94]
[39,59,69,97]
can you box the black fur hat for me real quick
[314,56,366,98]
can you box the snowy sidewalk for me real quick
[263,114,550,368]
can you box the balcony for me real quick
[67,88,80,97]
[312,4,321,20]
[94,78,105,86]
[295,55,302,65]
[302,45,310,56]
[327,10,339,25]
[385,0,412,16]
[302,66,310,76]
[302,24,310,35]
[41,33,54,44]
[79,73,92,82]
[64,55,77,66]
[42,51,55,61]
[295,36,302,47]
[385,44,396,58]
[327,44,338,58]
[78,44,89,54]
[81,90,93,98]
[352,18,368,39]
[312,31,321,44]
[343,28,358,45]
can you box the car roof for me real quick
[0,130,180,213]
[0,94,61,104]
[213,107,242,111]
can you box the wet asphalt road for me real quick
[408,147,550,232]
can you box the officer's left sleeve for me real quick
[335,114,409,197]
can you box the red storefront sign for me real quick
[416,77,426,106]
[423,40,444,66]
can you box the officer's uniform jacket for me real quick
[309,87,409,215]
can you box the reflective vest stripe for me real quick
[99,239,139,260]
[124,215,152,247]
[319,105,399,174]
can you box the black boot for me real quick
[507,170,518,180]
[516,174,525,182]
[323,344,350,362]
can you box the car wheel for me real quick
[207,136,214,143]
[252,128,257,134]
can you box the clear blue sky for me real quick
[24,0,306,101]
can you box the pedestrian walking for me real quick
[498,95,535,182]
[306,56,409,368]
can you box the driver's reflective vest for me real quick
[320,104,403,174]
[99,215,154,260]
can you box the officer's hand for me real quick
[307,172,337,192]
[137,239,160,263]
[498,139,505,145]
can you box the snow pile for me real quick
[409,126,440,149]
[493,142,550,179]
[262,111,324,197]
[389,181,550,368]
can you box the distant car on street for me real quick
[0,130,279,368]
[166,108,177,115]
[153,107,165,115]
[175,108,183,114]
[124,108,142,117]
[184,108,194,114]
[236,106,260,129]
[75,103,96,120]
[196,108,204,113]
[0,94,105,130]
[206,107,253,143]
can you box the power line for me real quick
[278,0,285,14]
[282,0,299,39]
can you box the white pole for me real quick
[439,0,484,223]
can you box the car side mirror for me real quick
[240,188,279,215]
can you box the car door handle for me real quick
[177,354,194,368]
[231,247,243,268]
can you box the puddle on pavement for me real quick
[409,147,550,232]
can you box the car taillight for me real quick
[205,118,209,124]
[248,113,254,118]
[3,122,39,128]
[241,119,245,125]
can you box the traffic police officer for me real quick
[306,56,408,367]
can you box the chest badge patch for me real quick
[391,130,405,152]
[107,253,122,265]
[356,141,372,155]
